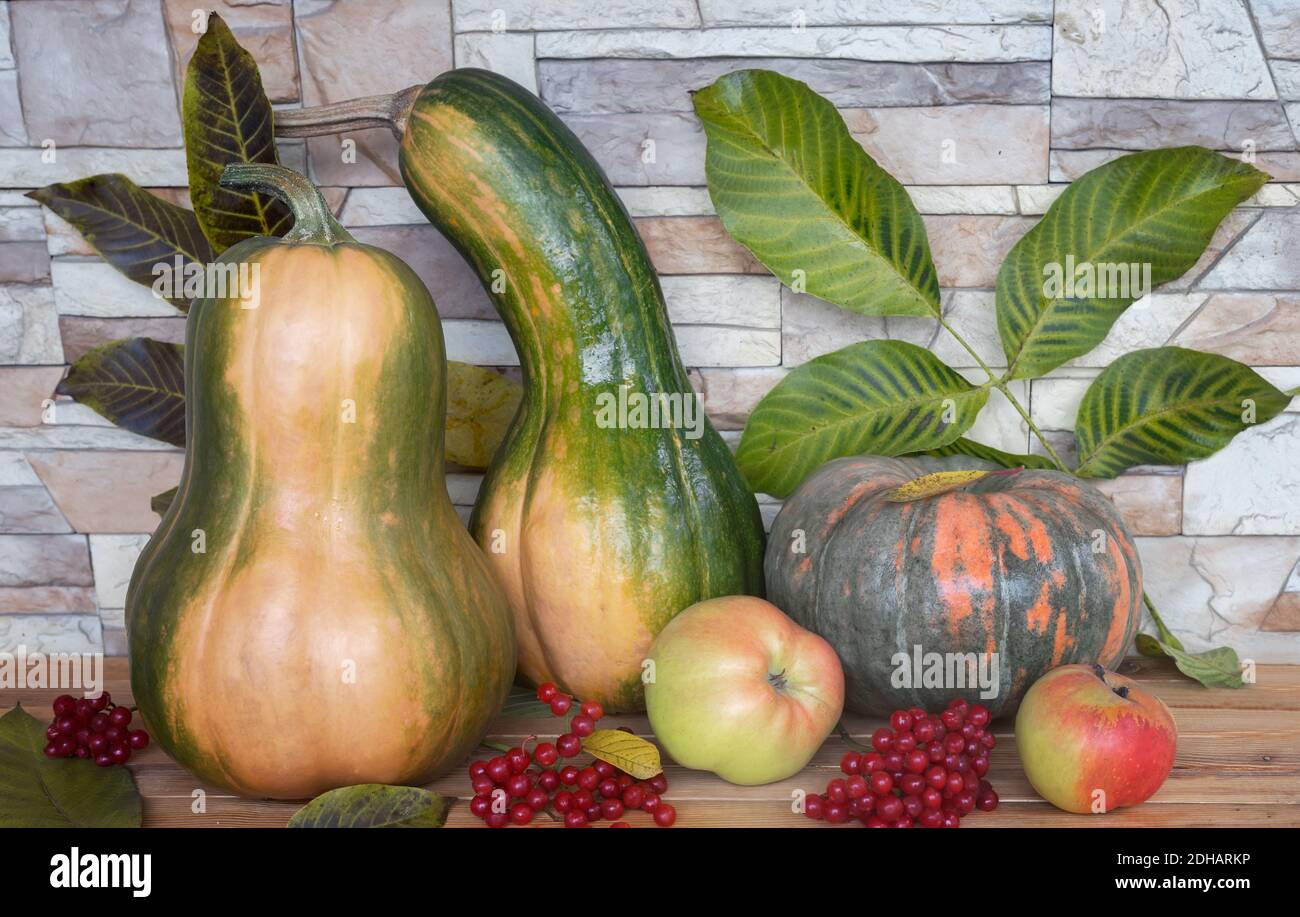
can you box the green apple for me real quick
[645,596,845,786]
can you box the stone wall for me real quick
[2,0,1299,661]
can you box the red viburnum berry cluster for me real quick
[805,698,999,827]
[43,692,150,767]
[467,682,676,829]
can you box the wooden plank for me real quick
[5,658,1300,828]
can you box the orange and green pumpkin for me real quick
[125,164,515,799]
[397,70,766,712]
[765,455,1142,717]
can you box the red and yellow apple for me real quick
[1016,663,1177,814]
[644,596,845,786]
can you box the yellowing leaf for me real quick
[445,362,522,469]
[885,467,1022,502]
[582,730,662,780]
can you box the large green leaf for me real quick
[288,785,450,828]
[916,437,1057,470]
[0,706,142,827]
[183,12,291,251]
[56,338,185,447]
[693,69,939,318]
[998,148,1267,379]
[27,175,215,310]
[736,341,987,497]
[1074,347,1290,478]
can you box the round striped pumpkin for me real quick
[765,455,1142,717]
[126,165,515,798]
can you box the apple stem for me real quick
[1092,663,1106,681]
[1114,685,1131,700]
[768,668,789,692]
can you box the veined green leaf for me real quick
[998,147,1267,379]
[1074,347,1289,478]
[736,341,986,497]
[288,785,450,828]
[183,12,290,251]
[693,69,939,318]
[56,338,185,447]
[916,437,1057,470]
[27,175,214,310]
[0,706,142,827]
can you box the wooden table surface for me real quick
[5,656,1298,827]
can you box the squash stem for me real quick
[273,86,422,139]
[219,163,353,245]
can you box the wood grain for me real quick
[4,657,1298,828]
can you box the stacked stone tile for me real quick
[1,0,1297,660]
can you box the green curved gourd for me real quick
[125,164,515,799]
[399,69,766,712]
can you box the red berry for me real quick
[127,730,149,750]
[601,798,625,820]
[577,767,600,791]
[580,701,604,720]
[585,804,603,823]
[549,695,572,716]
[918,809,944,829]
[899,773,925,797]
[558,765,580,785]
[904,749,929,774]
[840,751,861,775]
[609,821,630,828]
[870,728,894,752]
[74,747,90,759]
[977,789,999,812]
[109,744,130,765]
[534,742,558,767]
[536,682,559,703]
[893,732,917,753]
[925,765,947,789]
[954,791,977,815]
[91,692,110,712]
[592,761,615,779]
[963,770,980,792]
[865,817,888,828]
[469,795,492,818]
[868,771,893,796]
[652,803,677,827]
[803,795,825,820]
[571,715,595,737]
[941,709,963,731]
[553,791,574,813]
[622,784,645,809]
[468,759,488,778]
[75,699,95,722]
[44,725,61,741]
[526,788,550,811]
[922,787,943,810]
[890,710,913,733]
[89,713,109,733]
[972,755,990,777]
[43,742,60,758]
[876,795,904,823]
[944,732,966,755]
[485,811,508,828]
[824,802,850,824]
[109,706,132,728]
[556,733,582,758]
[94,753,113,767]
[506,746,530,773]
[981,732,997,750]
[486,757,510,783]
[471,775,494,796]
[845,775,868,799]
[54,717,76,736]
[913,719,936,743]
[537,769,560,792]
[861,752,883,772]
[640,793,661,813]
[598,778,620,799]
[648,774,669,795]
[894,816,914,828]
[573,789,594,810]
[942,811,962,828]
[563,811,588,829]
[506,773,532,798]
[946,772,966,795]
[53,695,77,717]
[902,794,924,819]
[826,778,848,804]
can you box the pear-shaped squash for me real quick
[398,70,766,712]
[125,164,515,799]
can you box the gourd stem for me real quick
[273,86,422,139]
[219,163,353,245]
[934,315,1070,472]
